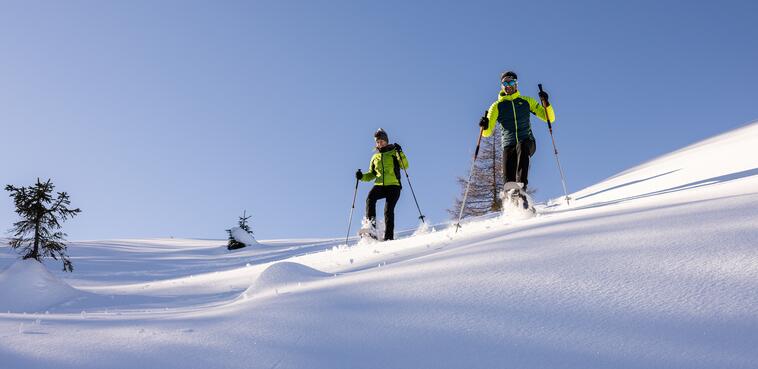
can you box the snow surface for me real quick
[1,122,757,368]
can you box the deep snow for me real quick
[1,122,757,369]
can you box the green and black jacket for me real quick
[482,91,556,147]
[360,144,409,187]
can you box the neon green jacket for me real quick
[360,144,409,186]
[483,91,556,147]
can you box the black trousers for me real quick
[366,185,401,240]
[503,139,536,189]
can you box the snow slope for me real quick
[1,122,757,369]
[0,260,84,312]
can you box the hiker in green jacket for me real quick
[355,128,409,241]
[479,70,556,191]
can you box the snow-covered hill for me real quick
[1,122,757,369]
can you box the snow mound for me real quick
[0,259,84,312]
[231,227,259,246]
[241,262,330,297]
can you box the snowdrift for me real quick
[0,259,84,312]
[241,262,331,298]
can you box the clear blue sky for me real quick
[1,0,756,241]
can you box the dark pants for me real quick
[503,139,536,189]
[366,185,401,240]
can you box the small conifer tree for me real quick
[449,126,504,219]
[226,210,253,250]
[5,178,81,272]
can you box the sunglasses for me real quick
[502,80,518,87]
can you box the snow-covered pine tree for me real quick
[5,178,82,272]
[237,210,252,234]
[449,125,504,218]
[226,210,253,250]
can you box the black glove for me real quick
[355,169,363,180]
[538,90,549,104]
[478,116,489,129]
[393,143,402,152]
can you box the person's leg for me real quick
[516,139,535,188]
[502,144,518,184]
[383,186,402,240]
[365,186,385,226]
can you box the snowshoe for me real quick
[501,182,536,215]
[358,228,378,240]
[358,218,380,241]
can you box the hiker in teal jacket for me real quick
[479,70,556,190]
[355,128,409,241]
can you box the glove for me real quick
[538,90,549,104]
[355,169,363,180]
[393,143,402,152]
[478,116,489,129]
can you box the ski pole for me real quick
[454,122,485,233]
[345,176,360,245]
[538,84,570,205]
[396,151,425,223]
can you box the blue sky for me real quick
[1,0,756,241]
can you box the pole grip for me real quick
[473,127,484,160]
[473,110,486,160]
[538,83,552,126]
[538,83,549,107]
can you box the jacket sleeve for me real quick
[361,155,377,182]
[396,151,409,170]
[526,96,556,123]
[482,101,499,138]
